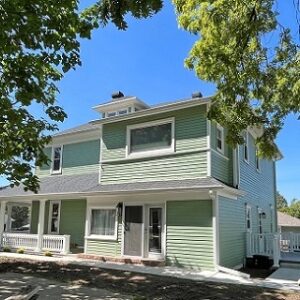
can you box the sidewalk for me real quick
[0,252,299,291]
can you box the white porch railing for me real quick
[2,233,70,254]
[246,232,280,267]
[280,232,300,252]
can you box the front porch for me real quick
[0,199,86,255]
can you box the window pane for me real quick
[11,206,30,232]
[91,209,116,236]
[53,147,61,171]
[130,123,172,153]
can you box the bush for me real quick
[44,251,53,257]
[2,246,11,252]
[16,247,25,254]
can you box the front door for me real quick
[124,206,143,257]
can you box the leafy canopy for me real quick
[0,0,162,192]
[276,191,288,210]
[173,0,300,158]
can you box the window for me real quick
[7,204,31,233]
[89,208,117,239]
[52,146,62,174]
[258,208,263,234]
[270,205,274,233]
[246,205,252,231]
[243,131,249,162]
[107,111,117,117]
[127,118,174,157]
[216,124,224,153]
[48,201,60,234]
[255,147,260,171]
[118,109,128,115]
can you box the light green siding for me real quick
[166,200,214,270]
[219,196,245,268]
[59,199,86,246]
[86,220,122,256]
[210,123,233,185]
[37,140,100,177]
[102,106,208,184]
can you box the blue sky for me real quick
[2,1,299,203]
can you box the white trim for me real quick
[206,104,211,177]
[99,124,103,183]
[86,206,118,241]
[255,147,261,172]
[126,117,175,159]
[47,200,61,234]
[50,145,63,175]
[216,124,224,154]
[211,192,219,269]
[246,204,252,232]
[217,191,238,200]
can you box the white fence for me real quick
[2,233,70,254]
[280,232,300,252]
[246,232,280,267]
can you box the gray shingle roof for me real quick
[53,123,98,137]
[0,175,227,198]
[278,211,300,227]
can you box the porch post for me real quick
[36,199,46,252]
[0,201,7,248]
[273,233,280,268]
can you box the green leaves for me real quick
[173,0,300,158]
[0,0,162,192]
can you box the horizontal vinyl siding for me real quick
[86,222,122,257]
[166,200,214,270]
[219,196,245,268]
[211,151,233,185]
[59,199,86,246]
[239,133,276,234]
[101,106,208,184]
[102,151,207,184]
[37,140,100,177]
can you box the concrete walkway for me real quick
[0,272,130,300]
[0,253,300,291]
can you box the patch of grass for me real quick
[16,248,25,254]
[44,251,53,257]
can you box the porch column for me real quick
[0,201,7,248]
[36,199,47,252]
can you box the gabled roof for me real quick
[53,123,99,137]
[278,211,300,227]
[0,174,235,199]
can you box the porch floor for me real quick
[280,251,300,263]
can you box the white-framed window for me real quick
[258,207,263,234]
[216,124,224,153]
[243,131,249,162]
[246,205,252,231]
[255,147,261,171]
[126,118,175,158]
[270,205,274,233]
[48,200,61,234]
[51,145,63,174]
[87,207,118,240]
[107,111,117,118]
[118,109,128,115]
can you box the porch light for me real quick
[260,212,267,219]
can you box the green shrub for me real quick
[44,251,53,257]
[16,247,25,254]
[2,246,11,252]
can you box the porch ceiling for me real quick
[0,174,239,199]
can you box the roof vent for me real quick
[192,91,203,98]
[111,91,124,99]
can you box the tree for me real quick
[284,199,300,218]
[0,0,162,192]
[276,191,288,210]
[173,0,299,158]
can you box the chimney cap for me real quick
[111,91,125,99]
[192,91,203,98]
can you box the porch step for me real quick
[77,254,165,267]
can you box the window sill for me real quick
[85,235,117,241]
[126,149,175,160]
[243,159,250,165]
[50,171,62,175]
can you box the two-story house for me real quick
[0,92,278,271]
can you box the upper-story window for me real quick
[246,205,252,231]
[107,111,117,118]
[243,131,249,162]
[127,118,175,158]
[255,147,261,171]
[216,124,224,153]
[51,146,63,174]
[118,109,128,115]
